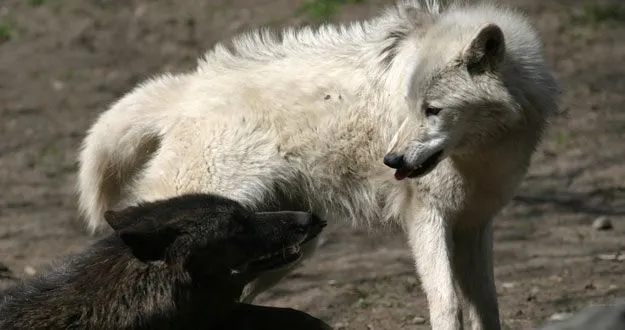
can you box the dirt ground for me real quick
[1,0,624,329]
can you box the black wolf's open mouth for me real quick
[248,245,302,272]
[394,150,443,180]
[240,217,326,273]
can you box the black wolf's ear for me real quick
[462,23,505,75]
[117,223,179,262]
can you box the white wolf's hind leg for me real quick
[407,210,462,330]
[452,222,501,330]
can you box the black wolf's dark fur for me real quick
[0,193,330,330]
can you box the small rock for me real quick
[502,281,517,289]
[355,298,370,309]
[549,312,573,321]
[596,252,625,261]
[133,3,148,18]
[327,279,337,286]
[549,275,563,282]
[592,216,613,231]
[24,266,36,276]
[411,316,426,325]
[334,322,348,330]
[380,300,393,308]
[51,80,65,91]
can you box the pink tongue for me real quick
[394,169,410,181]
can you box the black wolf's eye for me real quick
[424,104,442,117]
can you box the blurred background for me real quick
[1,0,624,328]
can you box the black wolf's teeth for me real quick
[254,245,301,262]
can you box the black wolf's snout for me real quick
[292,212,314,227]
[288,212,326,243]
[252,211,326,244]
[300,213,326,243]
[383,153,405,169]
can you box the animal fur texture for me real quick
[76,0,559,329]
[0,194,330,330]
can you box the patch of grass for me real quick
[297,0,366,21]
[571,3,625,26]
[29,0,47,6]
[554,131,569,149]
[352,287,369,300]
[0,23,13,42]
[552,294,575,311]
[350,287,371,309]
[41,141,60,159]
[353,297,371,309]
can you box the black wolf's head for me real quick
[104,194,326,281]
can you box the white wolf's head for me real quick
[382,2,558,180]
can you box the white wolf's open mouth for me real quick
[394,150,444,180]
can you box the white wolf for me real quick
[77,0,559,329]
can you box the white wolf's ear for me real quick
[462,23,505,75]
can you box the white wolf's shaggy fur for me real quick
[77,1,559,329]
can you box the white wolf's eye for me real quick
[424,104,442,117]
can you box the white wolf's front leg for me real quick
[452,222,501,330]
[407,209,462,330]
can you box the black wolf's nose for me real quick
[383,153,405,169]
[300,213,326,242]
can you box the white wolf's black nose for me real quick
[383,153,405,169]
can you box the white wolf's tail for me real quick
[77,100,162,234]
